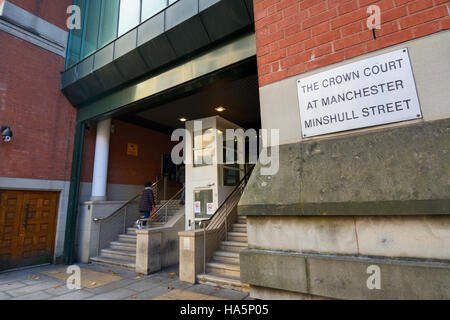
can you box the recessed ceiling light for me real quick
[179,118,187,122]
[215,106,226,112]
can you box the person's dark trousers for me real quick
[142,210,150,226]
[180,183,185,204]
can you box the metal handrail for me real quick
[205,165,255,230]
[93,178,163,256]
[139,186,185,225]
[92,178,163,223]
[201,165,255,274]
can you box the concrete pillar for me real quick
[136,229,162,275]
[178,230,207,283]
[91,119,111,201]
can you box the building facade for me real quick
[0,0,449,300]
[238,0,450,299]
[0,0,75,269]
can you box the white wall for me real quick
[184,116,244,230]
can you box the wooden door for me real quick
[0,190,59,271]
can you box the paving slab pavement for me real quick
[0,263,252,301]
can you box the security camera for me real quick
[1,126,13,143]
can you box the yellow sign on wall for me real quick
[127,143,138,157]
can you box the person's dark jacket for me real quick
[139,187,155,212]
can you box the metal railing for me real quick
[202,165,255,274]
[138,187,185,227]
[93,178,163,256]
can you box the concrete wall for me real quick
[247,215,450,262]
[76,201,128,263]
[81,120,177,186]
[240,249,450,300]
[240,30,450,299]
[136,210,185,274]
[79,182,142,203]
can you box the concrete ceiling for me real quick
[135,73,261,130]
[115,70,261,134]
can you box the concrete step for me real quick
[110,241,136,251]
[206,261,241,278]
[90,256,136,271]
[100,248,136,260]
[136,212,178,220]
[231,224,247,233]
[156,204,184,210]
[197,273,249,292]
[213,251,240,264]
[127,228,138,235]
[151,219,172,224]
[127,226,165,235]
[152,211,180,216]
[220,241,248,253]
[227,232,248,242]
[128,223,166,234]
[148,222,166,227]
[236,217,247,224]
[118,234,137,243]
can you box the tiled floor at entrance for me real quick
[0,264,253,300]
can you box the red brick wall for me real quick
[81,120,177,186]
[8,0,72,30]
[0,31,76,181]
[254,0,450,87]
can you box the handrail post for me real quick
[97,221,102,256]
[203,228,206,275]
[123,207,127,234]
[163,174,167,200]
[225,211,228,241]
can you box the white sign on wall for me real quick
[297,48,422,137]
[194,201,201,213]
[206,203,214,215]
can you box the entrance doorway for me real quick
[0,190,59,271]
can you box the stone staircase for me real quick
[90,202,184,271]
[197,215,249,292]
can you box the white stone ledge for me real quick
[0,0,67,57]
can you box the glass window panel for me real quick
[66,0,86,68]
[118,0,141,36]
[223,139,238,165]
[194,189,213,217]
[193,128,215,167]
[98,0,119,48]
[82,0,102,59]
[194,128,215,149]
[223,168,240,186]
[141,0,167,21]
[194,149,214,166]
